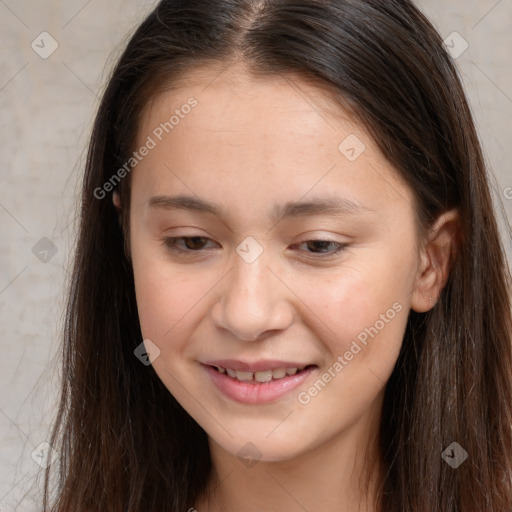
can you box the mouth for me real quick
[201,361,318,404]
[211,364,315,383]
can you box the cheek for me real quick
[300,275,407,452]
[131,244,210,346]
[291,267,409,428]
[308,264,406,330]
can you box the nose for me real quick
[211,249,294,342]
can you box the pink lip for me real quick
[202,359,312,372]
[202,363,318,404]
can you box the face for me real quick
[126,63,423,462]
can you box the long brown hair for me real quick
[43,1,512,510]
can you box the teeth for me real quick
[235,370,253,381]
[255,370,273,383]
[216,365,308,382]
[272,368,287,379]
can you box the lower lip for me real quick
[203,364,317,404]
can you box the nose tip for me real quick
[211,256,294,342]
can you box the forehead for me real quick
[131,62,413,222]
[138,61,358,142]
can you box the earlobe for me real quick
[113,190,123,228]
[113,190,122,210]
[411,208,461,313]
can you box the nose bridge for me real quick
[212,244,292,341]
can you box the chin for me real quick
[209,426,311,464]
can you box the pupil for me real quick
[186,237,206,250]
[308,240,333,252]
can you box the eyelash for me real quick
[161,236,347,259]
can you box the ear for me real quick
[113,190,122,210]
[411,208,461,313]
[113,190,123,226]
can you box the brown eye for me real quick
[297,240,346,256]
[303,240,340,253]
[162,236,218,254]
[181,236,209,250]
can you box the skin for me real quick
[114,61,459,512]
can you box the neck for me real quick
[195,397,384,512]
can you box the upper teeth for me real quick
[217,366,306,382]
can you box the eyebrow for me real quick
[147,193,375,223]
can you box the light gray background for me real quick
[0,1,511,510]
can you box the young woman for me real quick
[43,1,512,511]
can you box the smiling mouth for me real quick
[209,364,317,383]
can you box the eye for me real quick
[295,239,347,257]
[161,236,347,259]
[162,236,219,255]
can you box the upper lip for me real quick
[202,359,315,372]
